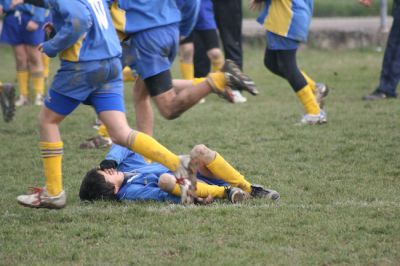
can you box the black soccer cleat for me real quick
[222,59,259,96]
[250,184,280,201]
[225,186,250,204]
[0,83,16,122]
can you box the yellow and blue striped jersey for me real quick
[257,0,313,42]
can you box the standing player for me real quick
[0,0,46,106]
[110,0,258,135]
[12,0,197,209]
[250,0,329,125]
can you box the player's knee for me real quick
[190,144,209,159]
[158,173,176,193]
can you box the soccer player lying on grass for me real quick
[79,144,280,204]
[0,82,16,122]
[12,0,196,209]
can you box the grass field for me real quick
[0,44,399,265]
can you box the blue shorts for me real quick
[0,12,45,46]
[266,31,299,50]
[195,0,217,30]
[126,24,179,79]
[44,57,125,116]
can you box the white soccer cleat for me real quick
[299,109,327,125]
[231,90,247,103]
[34,94,44,106]
[17,187,66,209]
[15,95,29,107]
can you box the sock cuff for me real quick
[40,141,64,157]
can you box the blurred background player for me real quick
[0,0,46,106]
[250,0,329,125]
[79,143,280,204]
[189,0,247,103]
[0,82,16,122]
[360,0,400,100]
[13,0,196,209]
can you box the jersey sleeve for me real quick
[41,0,92,57]
[105,144,133,166]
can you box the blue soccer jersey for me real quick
[0,0,46,23]
[41,0,121,62]
[257,0,313,42]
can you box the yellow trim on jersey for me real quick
[110,2,127,41]
[265,0,293,37]
[60,35,86,62]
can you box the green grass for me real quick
[0,44,399,265]
[243,0,393,18]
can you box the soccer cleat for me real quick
[314,83,329,108]
[79,135,112,149]
[17,187,66,209]
[232,90,247,103]
[250,184,280,201]
[222,59,259,96]
[225,186,250,204]
[175,155,197,205]
[0,83,16,122]
[34,94,44,106]
[299,109,327,125]
[15,95,29,107]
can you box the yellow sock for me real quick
[206,72,226,92]
[97,124,110,138]
[301,70,316,92]
[17,70,29,97]
[40,141,63,196]
[31,72,45,95]
[206,153,252,193]
[180,62,194,80]
[130,132,180,171]
[170,182,226,198]
[192,77,206,85]
[296,85,320,115]
[211,56,224,72]
[42,55,50,79]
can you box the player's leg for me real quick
[26,45,45,106]
[133,78,154,136]
[179,34,195,80]
[13,45,30,106]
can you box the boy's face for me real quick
[98,169,124,193]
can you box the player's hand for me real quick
[26,20,39,31]
[100,159,118,170]
[10,0,24,9]
[359,0,373,7]
[38,43,44,52]
[249,0,263,11]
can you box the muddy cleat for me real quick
[250,184,280,201]
[17,187,66,209]
[314,83,329,108]
[80,135,112,149]
[0,83,16,122]
[225,186,250,204]
[299,109,327,125]
[15,95,29,107]
[222,59,259,96]
[175,155,197,205]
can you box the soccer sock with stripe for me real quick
[40,141,63,196]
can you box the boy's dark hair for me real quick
[79,168,117,201]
